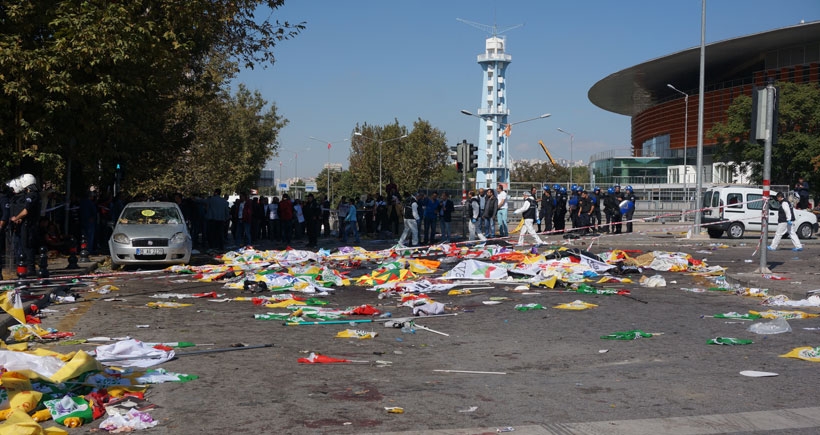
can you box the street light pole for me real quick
[353,132,407,196]
[309,136,349,200]
[668,84,689,214]
[556,128,574,187]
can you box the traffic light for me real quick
[452,143,465,173]
[467,143,478,172]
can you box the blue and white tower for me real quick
[459,19,522,188]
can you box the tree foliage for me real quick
[348,118,448,196]
[709,82,820,190]
[0,0,303,187]
[127,84,287,197]
[511,160,589,186]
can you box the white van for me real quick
[701,186,818,239]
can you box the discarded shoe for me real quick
[792,247,803,252]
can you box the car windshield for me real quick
[118,206,182,225]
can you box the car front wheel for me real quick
[726,222,745,239]
[797,222,813,239]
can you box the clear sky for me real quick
[235,0,819,182]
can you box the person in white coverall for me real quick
[768,191,803,252]
[513,190,544,246]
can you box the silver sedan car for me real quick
[109,202,192,266]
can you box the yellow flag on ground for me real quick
[0,290,26,324]
[779,346,820,362]
[510,219,524,234]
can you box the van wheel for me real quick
[707,229,724,238]
[726,222,745,239]
[797,223,813,239]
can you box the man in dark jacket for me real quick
[553,187,567,233]
[539,185,553,234]
[482,188,498,239]
[303,194,322,248]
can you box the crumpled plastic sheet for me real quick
[640,274,667,287]
[747,317,792,334]
[95,339,174,368]
[0,350,66,379]
[98,408,158,432]
[763,294,820,307]
[412,301,446,316]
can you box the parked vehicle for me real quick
[109,202,192,265]
[701,186,818,239]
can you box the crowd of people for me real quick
[396,182,638,247]
[4,173,814,276]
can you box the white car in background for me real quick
[701,186,818,239]
[109,202,192,266]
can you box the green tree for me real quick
[348,118,448,196]
[511,160,589,187]
[126,84,287,197]
[709,82,820,190]
[0,1,303,186]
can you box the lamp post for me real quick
[556,128,574,186]
[667,83,689,213]
[309,136,349,198]
[353,132,408,196]
[277,149,299,180]
[460,110,551,185]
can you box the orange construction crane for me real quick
[538,140,558,167]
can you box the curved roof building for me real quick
[587,20,820,186]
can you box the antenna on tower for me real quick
[456,18,524,37]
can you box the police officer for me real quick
[623,185,637,233]
[539,185,553,234]
[602,187,617,233]
[568,185,580,232]
[8,174,41,276]
[590,186,602,233]
[553,186,567,233]
[577,189,593,235]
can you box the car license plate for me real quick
[136,248,165,255]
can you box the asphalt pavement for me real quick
[3,220,820,434]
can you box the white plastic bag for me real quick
[747,317,792,335]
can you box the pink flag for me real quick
[327,143,331,150]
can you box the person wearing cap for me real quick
[768,191,803,252]
[539,185,553,234]
[513,190,544,246]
